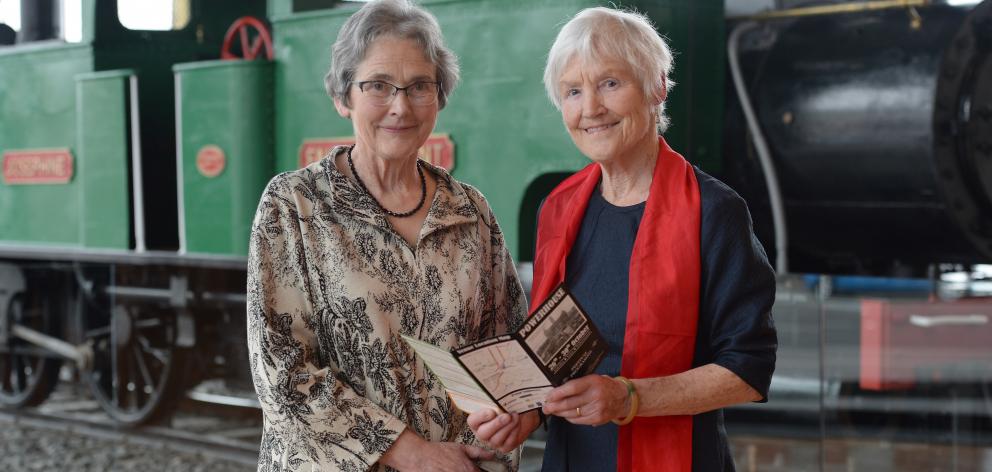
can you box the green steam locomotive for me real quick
[2,0,991,428]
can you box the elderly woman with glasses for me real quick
[468,7,777,472]
[247,1,527,471]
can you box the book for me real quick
[402,283,607,414]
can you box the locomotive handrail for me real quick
[728,0,932,21]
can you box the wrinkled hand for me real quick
[541,374,629,426]
[414,442,494,472]
[467,409,540,453]
[381,429,494,471]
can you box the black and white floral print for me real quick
[247,146,527,471]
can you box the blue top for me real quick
[541,168,777,472]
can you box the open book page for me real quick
[401,334,499,414]
[455,337,553,413]
[401,285,603,415]
[519,285,607,385]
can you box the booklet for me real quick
[402,283,607,414]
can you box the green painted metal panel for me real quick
[89,0,268,251]
[269,0,295,19]
[0,44,94,246]
[271,0,724,260]
[637,1,726,173]
[75,70,134,250]
[175,60,274,256]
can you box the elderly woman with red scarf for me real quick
[468,6,777,472]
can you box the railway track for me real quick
[0,384,261,469]
[0,381,556,471]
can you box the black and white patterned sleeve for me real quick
[489,205,528,335]
[247,175,406,471]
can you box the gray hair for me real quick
[325,0,460,109]
[543,7,676,132]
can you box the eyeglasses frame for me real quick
[352,79,442,106]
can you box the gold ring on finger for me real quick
[576,406,581,416]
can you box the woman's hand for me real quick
[380,429,494,471]
[467,409,540,453]
[541,374,630,426]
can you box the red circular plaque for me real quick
[196,145,226,178]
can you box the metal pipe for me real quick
[201,291,248,305]
[103,276,192,307]
[186,390,261,409]
[18,0,60,42]
[729,0,932,21]
[728,22,789,275]
[11,324,92,370]
[105,285,183,301]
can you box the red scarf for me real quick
[531,137,701,472]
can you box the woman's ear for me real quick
[333,96,351,119]
[654,76,668,105]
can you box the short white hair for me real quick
[543,7,676,132]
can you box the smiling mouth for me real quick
[584,122,618,134]
[381,125,416,132]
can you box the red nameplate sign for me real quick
[2,149,74,185]
[298,133,455,171]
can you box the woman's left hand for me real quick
[467,409,540,453]
[542,374,629,426]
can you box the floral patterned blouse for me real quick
[247,146,527,471]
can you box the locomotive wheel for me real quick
[83,304,187,426]
[0,294,62,408]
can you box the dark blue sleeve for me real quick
[695,170,778,401]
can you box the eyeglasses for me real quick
[354,80,440,106]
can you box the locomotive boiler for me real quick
[723,0,992,276]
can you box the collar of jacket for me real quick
[320,146,479,240]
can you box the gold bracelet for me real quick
[609,375,638,426]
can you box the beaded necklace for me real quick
[347,145,427,218]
